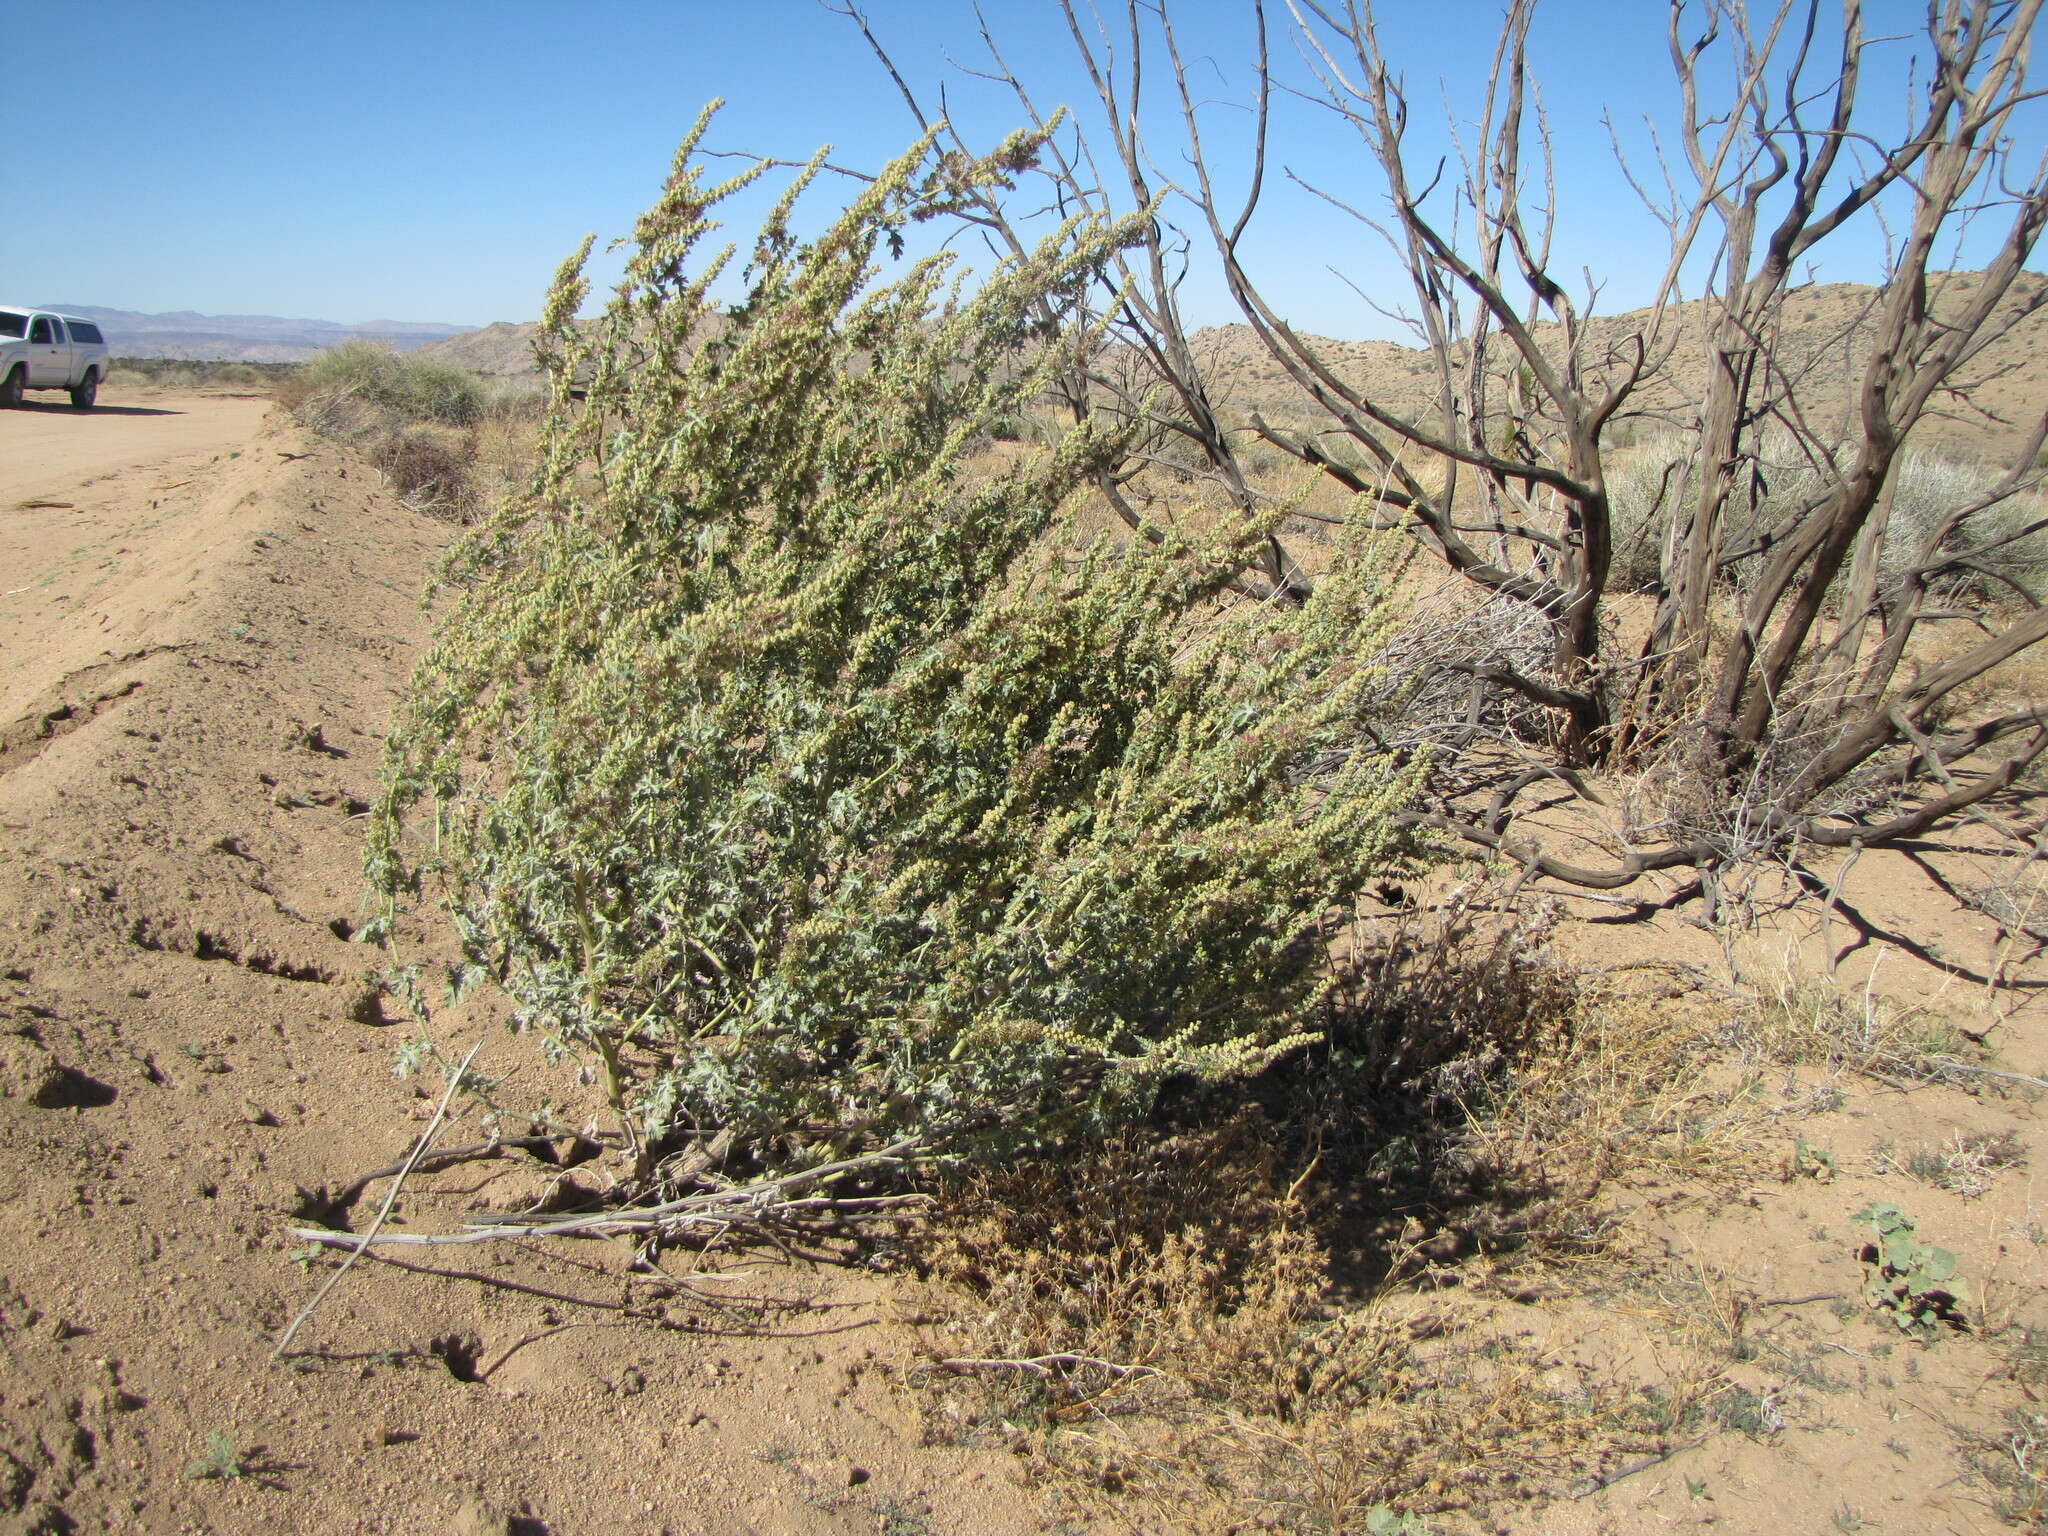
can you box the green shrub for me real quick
[1889,451,2048,604]
[285,339,483,427]
[369,108,1427,1177]
[274,343,490,518]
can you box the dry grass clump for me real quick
[1873,1128,2028,1199]
[905,901,1766,1530]
[912,1118,1632,1531]
[1734,976,1992,1090]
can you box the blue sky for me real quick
[8,1,2039,340]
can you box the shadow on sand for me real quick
[8,401,184,417]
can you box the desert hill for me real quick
[1186,269,2048,460]
[404,319,556,376]
[416,271,2048,460]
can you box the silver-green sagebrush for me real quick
[368,105,1430,1176]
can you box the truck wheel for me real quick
[68,370,98,410]
[0,367,22,408]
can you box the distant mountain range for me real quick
[40,305,478,363]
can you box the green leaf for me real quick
[1851,1202,1909,1234]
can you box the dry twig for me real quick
[272,1040,480,1360]
[288,1139,928,1253]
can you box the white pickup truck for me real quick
[0,307,110,410]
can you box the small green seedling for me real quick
[1364,1508,1428,1535]
[1791,1138,1836,1181]
[184,1429,245,1481]
[1851,1202,1965,1335]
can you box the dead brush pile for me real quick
[898,874,2048,1532]
[903,894,1795,1530]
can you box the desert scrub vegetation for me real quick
[277,337,484,426]
[849,0,2048,901]
[901,896,1814,1528]
[367,107,1430,1184]
[274,340,532,519]
[1606,435,2048,606]
[104,356,299,391]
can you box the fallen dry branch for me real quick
[286,1139,928,1253]
[329,1131,577,1209]
[920,1352,1165,1383]
[273,1041,479,1359]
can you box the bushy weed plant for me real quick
[282,339,484,427]
[368,109,1427,1177]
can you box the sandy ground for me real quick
[0,388,1053,1536]
[3,384,2047,1536]
[0,393,273,507]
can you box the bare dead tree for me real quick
[840,0,2048,899]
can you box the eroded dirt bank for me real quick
[0,397,1049,1536]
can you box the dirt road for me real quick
[0,390,271,506]
[0,390,275,729]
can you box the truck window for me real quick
[67,321,105,345]
[28,317,53,344]
[0,313,24,340]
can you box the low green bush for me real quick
[284,339,483,427]
[369,109,1428,1178]
[272,343,494,517]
